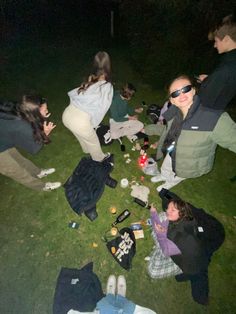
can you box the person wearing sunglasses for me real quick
[151,74,236,191]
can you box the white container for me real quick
[120,178,129,188]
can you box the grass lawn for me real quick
[0,41,236,314]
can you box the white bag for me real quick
[142,158,159,176]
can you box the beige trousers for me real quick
[160,154,186,187]
[62,104,106,161]
[0,148,44,190]
[110,119,144,139]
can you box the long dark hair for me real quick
[19,95,50,144]
[78,51,112,93]
[0,95,50,144]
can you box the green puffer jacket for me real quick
[157,95,236,178]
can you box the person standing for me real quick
[0,95,61,191]
[62,51,114,162]
[198,14,236,110]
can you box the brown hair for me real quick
[167,75,194,96]
[18,95,50,144]
[120,83,136,99]
[78,51,112,93]
[171,199,193,221]
[208,14,236,41]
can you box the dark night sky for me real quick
[1,0,119,44]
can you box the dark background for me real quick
[1,0,236,87]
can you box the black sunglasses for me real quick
[170,85,192,98]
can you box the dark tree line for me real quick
[118,0,236,87]
[1,0,235,87]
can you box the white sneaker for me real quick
[106,275,116,295]
[43,182,61,191]
[144,256,151,261]
[127,135,138,143]
[117,275,126,297]
[37,168,55,178]
[151,174,165,183]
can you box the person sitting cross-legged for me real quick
[109,83,145,143]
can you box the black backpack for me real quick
[146,104,162,124]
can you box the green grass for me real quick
[0,42,236,314]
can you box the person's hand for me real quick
[150,141,158,149]
[150,204,157,213]
[154,222,166,233]
[128,115,138,120]
[198,74,208,82]
[135,107,143,114]
[43,121,56,136]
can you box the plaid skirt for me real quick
[147,212,182,279]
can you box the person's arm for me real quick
[198,74,208,82]
[127,105,135,116]
[211,112,236,153]
[100,82,114,117]
[150,206,181,256]
[12,121,43,154]
[198,67,233,110]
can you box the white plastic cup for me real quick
[120,178,129,188]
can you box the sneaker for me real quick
[43,182,61,191]
[106,275,116,295]
[127,135,138,143]
[151,174,165,183]
[117,275,126,297]
[37,168,55,178]
[101,153,114,164]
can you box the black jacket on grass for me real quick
[64,156,115,217]
[53,262,104,314]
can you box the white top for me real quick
[68,80,114,127]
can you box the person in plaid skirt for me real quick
[147,211,182,279]
[147,198,224,305]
